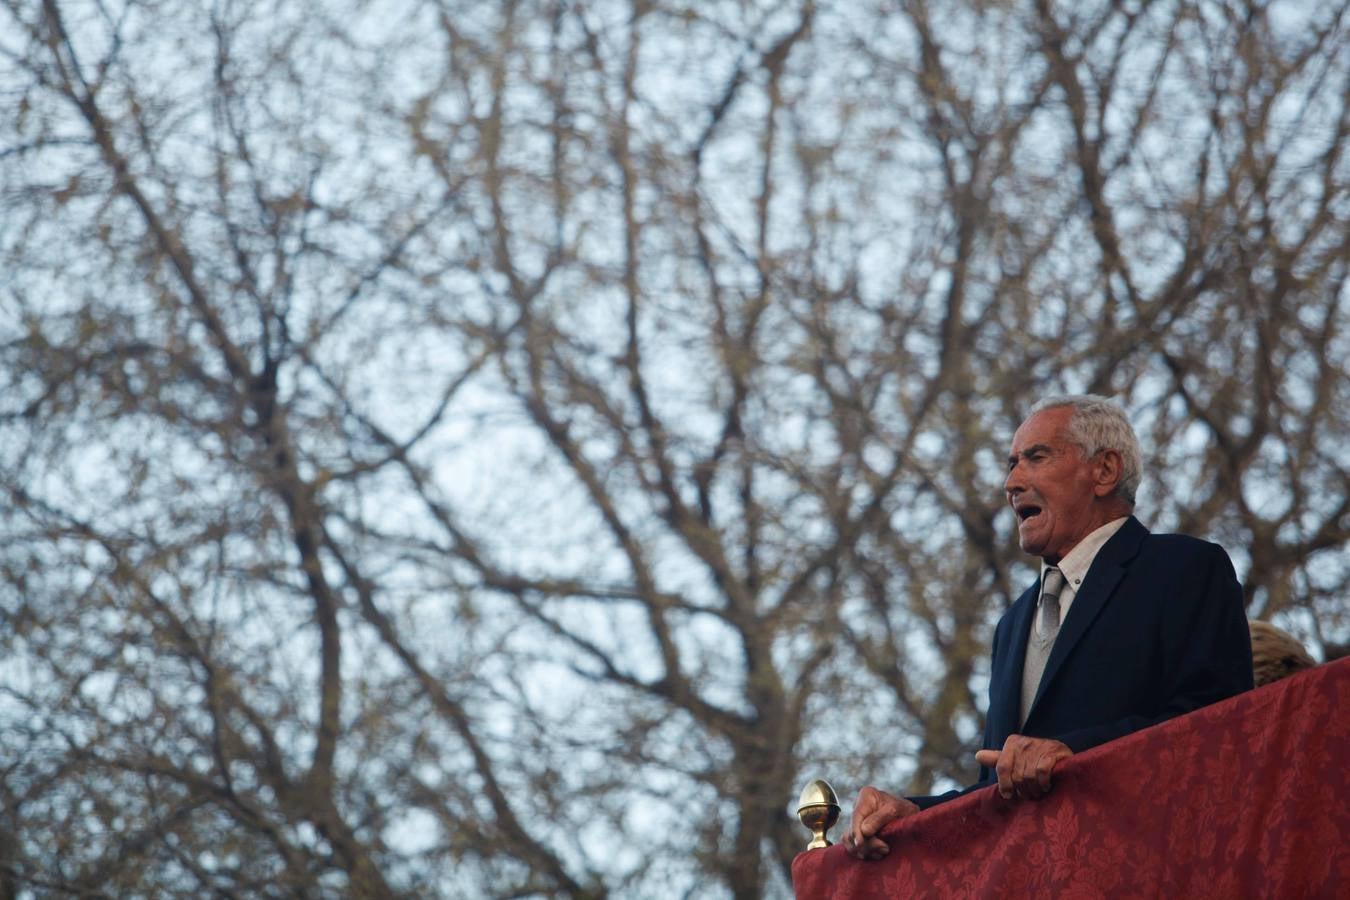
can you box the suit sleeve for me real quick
[1054,542,1254,753]
[908,611,1012,808]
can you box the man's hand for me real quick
[974,734,1072,800]
[842,786,919,860]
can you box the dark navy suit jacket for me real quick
[915,516,1253,807]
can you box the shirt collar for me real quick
[1041,516,1129,588]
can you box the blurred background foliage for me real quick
[1,0,1347,896]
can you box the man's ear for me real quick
[1093,449,1123,497]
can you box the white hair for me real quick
[1029,394,1142,505]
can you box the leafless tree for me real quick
[1,0,1346,896]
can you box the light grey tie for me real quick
[1020,567,1066,728]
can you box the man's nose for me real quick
[1004,462,1023,495]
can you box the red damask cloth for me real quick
[794,657,1350,899]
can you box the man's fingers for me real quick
[859,808,897,840]
[849,818,868,853]
[984,736,1070,801]
[862,836,889,859]
[848,788,875,851]
[845,829,870,859]
[845,826,890,860]
[844,786,917,861]
[1015,749,1040,798]
[995,757,1014,799]
[1036,754,1056,793]
[976,747,1015,798]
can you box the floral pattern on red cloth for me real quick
[794,657,1350,899]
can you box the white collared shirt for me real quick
[1037,516,1129,631]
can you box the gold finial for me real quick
[796,778,840,850]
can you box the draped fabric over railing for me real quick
[793,657,1350,899]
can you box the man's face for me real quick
[1004,406,1103,564]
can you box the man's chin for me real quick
[1017,526,1046,557]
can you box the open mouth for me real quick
[1017,505,1043,522]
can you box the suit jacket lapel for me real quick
[1028,516,1149,718]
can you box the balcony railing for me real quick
[793,656,1349,899]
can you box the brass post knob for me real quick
[796,778,841,850]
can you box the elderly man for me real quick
[846,395,1253,860]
